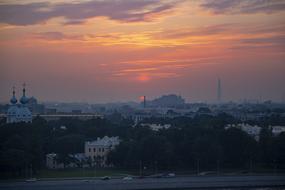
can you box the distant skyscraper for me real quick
[217,78,222,103]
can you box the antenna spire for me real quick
[12,86,15,96]
[10,86,17,104]
[217,78,222,103]
[23,83,26,96]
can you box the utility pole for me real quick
[30,164,33,179]
[139,160,142,177]
[155,161,158,174]
[250,158,253,174]
[217,160,220,175]
[197,159,200,175]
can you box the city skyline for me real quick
[1,0,285,103]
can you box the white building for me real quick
[46,153,87,169]
[46,153,64,169]
[85,136,120,167]
[46,136,120,169]
[6,85,32,124]
[225,123,262,141]
[141,123,171,131]
[270,126,285,136]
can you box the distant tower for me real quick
[217,78,222,103]
[143,96,146,108]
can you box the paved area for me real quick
[0,175,285,190]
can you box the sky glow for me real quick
[0,0,285,103]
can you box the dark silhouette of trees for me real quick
[0,114,285,178]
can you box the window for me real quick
[89,148,91,152]
[99,148,101,152]
[93,148,96,152]
[102,148,104,152]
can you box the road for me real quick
[1,175,285,190]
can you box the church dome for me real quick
[20,84,29,104]
[10,96,17,104]
[6,84,33,124]
[20,96,29,104]
[10,86,17,104]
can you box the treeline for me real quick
[0,116,131,177]
[0,113,284,178]
[108,115,285,171]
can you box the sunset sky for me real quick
[0,0,285,103]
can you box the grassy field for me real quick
[35,168,135,178]
[1,167,284,180]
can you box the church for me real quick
[6,84,32,123]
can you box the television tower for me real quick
[217,78,222,103]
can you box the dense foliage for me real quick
[0,113,285,178]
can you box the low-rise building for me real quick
[225,123,262,141]
[46,153,87,169]
[46,153,63,169]
[140,123,171,131]
[85,136,120,167]
[270,126,285,136]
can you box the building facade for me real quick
[6,85,32,123]
[225,123,262,141]
[85,136,120,167]
[46,153,86,169]
[270,125,285,136]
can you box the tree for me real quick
[272,133,285,167]
[259,126,273,165]
[192,135,223,169]
[53,134,85,167]
[0,149,32,176]
[221,128,258,168]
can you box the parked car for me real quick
[123,176,133,180]
[101,176,111,180]
[167,173,176,177]
[25,178,37,182]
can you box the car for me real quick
[198,171,216,176]
[123,176,133,180]
[150,173,164,178]
[161,173,176,178]
[25,178,37,182]
[101,176,111,180]
[167,173,176,177]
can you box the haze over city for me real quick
[1,0,285,103]
[2,1,285,189]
